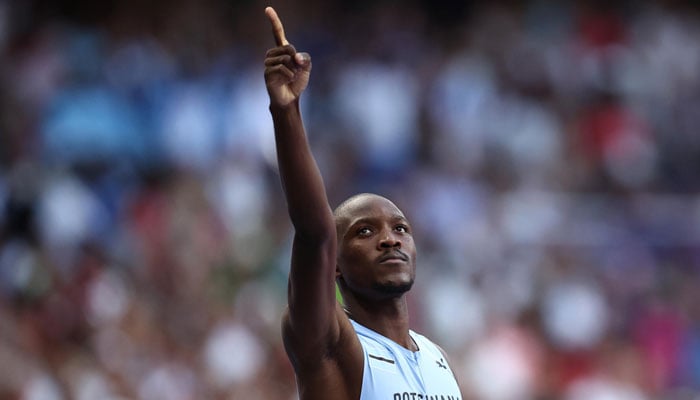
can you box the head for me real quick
[333,193,417,302]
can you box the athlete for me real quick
[264,7,463,399]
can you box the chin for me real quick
[373,281,413,295]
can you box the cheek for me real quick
[340,240,370,259]
[337,246,361,274]
[338,245,374,276]
[403,239,417,258]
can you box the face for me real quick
[335,194,417,300]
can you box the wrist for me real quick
[269,99,300,115]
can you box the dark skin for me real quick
[264,7,442,399]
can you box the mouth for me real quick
[377,251,409,264]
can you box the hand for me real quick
[264,7,312,109]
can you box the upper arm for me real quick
[280,212,365,396]
[282,302,365,399]
[282,221,342,364]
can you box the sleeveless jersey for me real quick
[350,319,463,400]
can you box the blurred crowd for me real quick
[1,0,700,399]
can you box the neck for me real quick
[343,293,416,351]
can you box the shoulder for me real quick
[413,331,462,383]
[412,331,458,366]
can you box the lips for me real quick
[377,250,409,264]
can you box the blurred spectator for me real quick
[1,0,699,399]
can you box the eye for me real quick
[396,225,409,233]
[357,227,373,236]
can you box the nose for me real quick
[378,231,401,249]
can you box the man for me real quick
[264,7,463,399]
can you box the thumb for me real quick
[295,52,312,69]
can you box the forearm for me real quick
[270,101,334,237]
[265,7,342,360]
[274,102,339,344]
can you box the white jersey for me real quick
[350,319,462,400]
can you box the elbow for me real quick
[288,208,336,241]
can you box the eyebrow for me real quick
[346,215,409,232]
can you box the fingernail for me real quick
[295,53,309,65]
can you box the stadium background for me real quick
[1,0,700,398]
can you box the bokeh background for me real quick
[1,0,700,399]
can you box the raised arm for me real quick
[264,7,340,367]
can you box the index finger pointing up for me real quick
[265,7,289,46]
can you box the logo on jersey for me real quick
[436,358,447,370]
